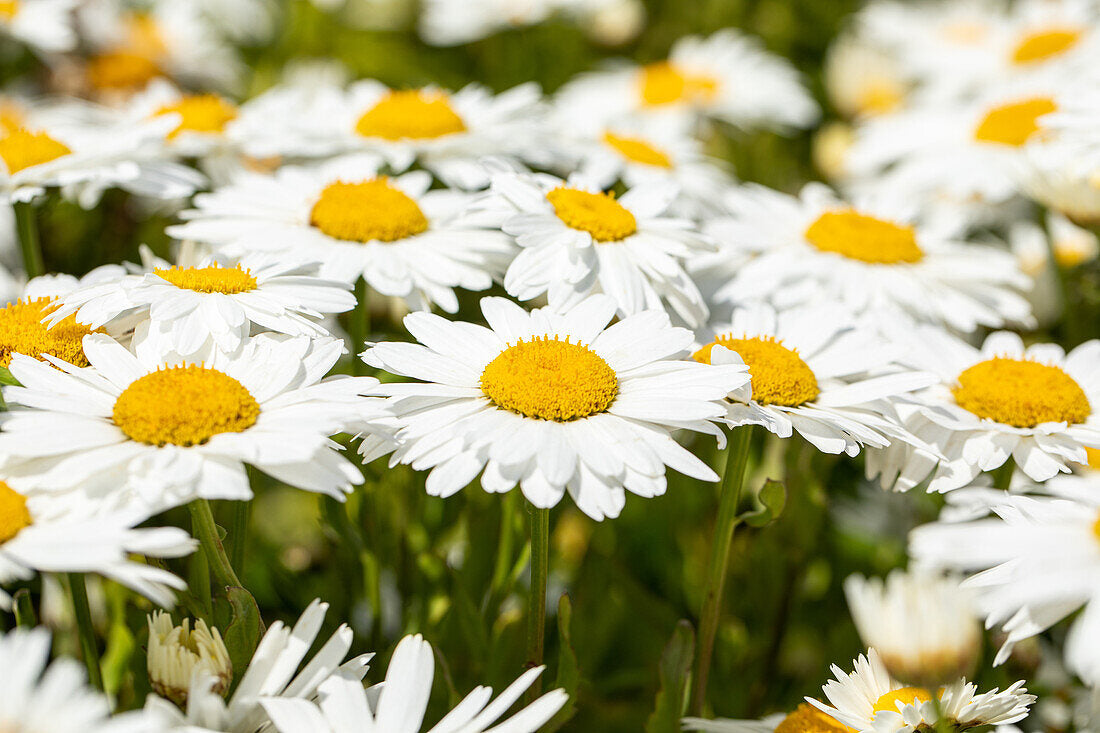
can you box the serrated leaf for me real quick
[645,620,695,733]
[223,586,262,693]
[545,594,580,732]
[742,479,787,528]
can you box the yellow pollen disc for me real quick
[155,94,238,139]
[112,366,260,447]
[310,178,429,243]
[86,51,162,91]
[602,131,673,168]
[0,128,71,174]
[155,264,258,294]
[804,209,923,264]
[0,1,17,20]
[694,334,819,407]
[1012,28,1083,64]
[873,687,933,715]
[546,187,638,242]
[354,89,467,141]
[775,704,856,733]
[0,481,31,544]
[974,97,1057,147]
[480,336,619,422]
[1085,446,1100,469]
[0,297,101,368]
[953,357,1091,428]
[639,61,719,107]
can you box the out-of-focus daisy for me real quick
[554,29,818,131]
[809,648,1034,733]
[1010,213,1097,325]
[845,570,981,687]
[169,155,513,313]
[703,183,1032,334]
[684,704,851,733]
[0,0,77,54]
[823,34,909,120]
[1,626,169,732]
[693,303,935,456]
[0,480,194,608]
[482,170,713,326]
[144,599,371,733]
[46,244,355,359]
[261,633,568,733]
[361,295,749,520]
[0,333,380,521]
[911,477,1100,685]
[418,0,555,46]
[872,329,1100,492]
[118,80,242,160]
[1031,88,1100,225]
[147,610,232,706]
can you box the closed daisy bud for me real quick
[147,611,232,707]
[844,571,981,688]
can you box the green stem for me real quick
[992,459,1015,491]
[524,503,550,705]
[67,573,103,691]
[350,278,370,377]
[188,499,243,591]
[689,425,754,717]
[14,201,44,279]
[488,490,518,611]
[13,588,35,628]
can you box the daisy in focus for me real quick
[482,170,713,327]
[261,633,568,733]
[0,332,381,521]
[146,610,232,706]
[362,295,750,520]
[692,303,936,456]
[0,0,77,55]
[169,154,514,314]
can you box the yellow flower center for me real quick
[776,704,855,733]
[953,357,1091,428]
[354,89,467,141]
[309,178,429,243]
[0,2,17,20]
[112,366,260,447]
[1012,28,1083,64]
[804,209,923,264]
[639,61,719,106]
[856,81,904,116]
[546,187,637,242]
[480,337,619,422]
[0,129,71,174]
[154,265,258,294]
[694,335,819,407]
[0,298,101,368]
[86,51,162,91]
[155,94,238,139]
[974,97,1057,147]
[1085,446,1100,469]
[0,481,31,544]
[0,100,25,134]
[602,131,673,168]
[873,687,933,715]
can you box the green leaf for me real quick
[223,586,263,693]
[545,594,581,732]
[645,620,695,733]
[0,366,20,386]
[742,479,787,528]
[100,584,135,698]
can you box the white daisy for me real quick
[169,154,514,314]
[418,0,556,46]
[703,182,1032,334]
[0,0,77,55]
[910,477,1100,685]
[116,80,244,162]
[1009,213,1097,325]
[0,332,380,522]
[260,633,568,733]
[0,480,194,609]
[361,294,750,520]
[146,610,232,706]
[693,303,936,456]
[482,169,713,327]
[809,648,1034,733]
[823,33,909,120]
[0,626,168,732]
[45,243,355,359]
[684,706,845,733]
[870,329,1100,491]
[144,599,371,733]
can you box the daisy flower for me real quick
[809,649,1034,733]
[418,0,556,46]
[910,477,1100,685]
[117,79,243,161]
[703,183,1032,334]
[0,480,194,609]
[684,704,850,733]
[260,633,568,733]
[823,33,909,120]
[0,332,380,521]
[1,626,168,732]
[169,154,514,314]
[361,295,750,520]
[871,329,1100,491]
[0,0,77,55]
[45,243,355,359]
[692,303,936,456]
[483,169,713,327]
[144,599,371,733]
[146,610,232,706]
[554,29,818,131]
